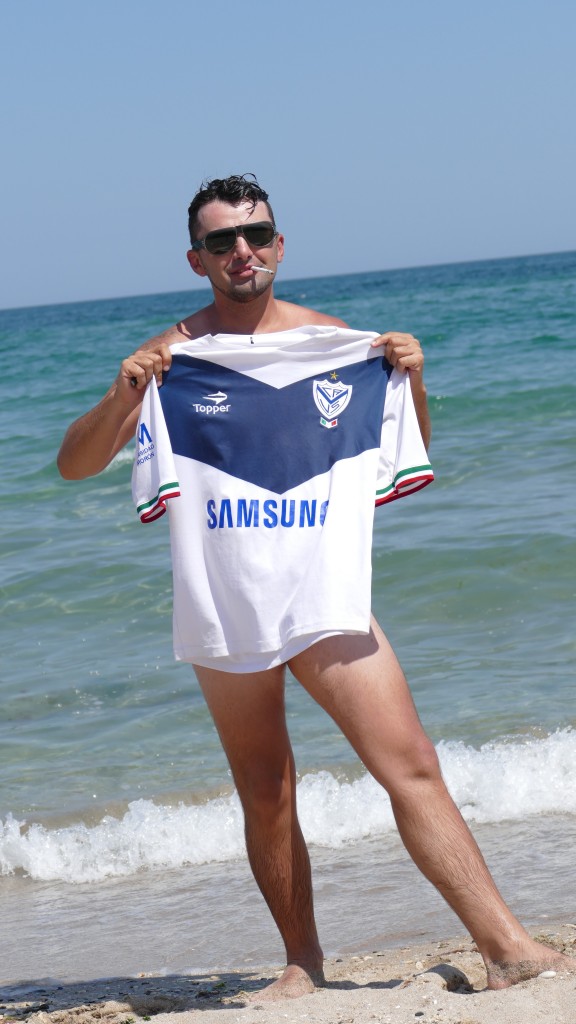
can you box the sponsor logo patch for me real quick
[138,422,153,445]
[206,497,330,529]
[137,421,155,463]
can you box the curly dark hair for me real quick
[187,173,275,244]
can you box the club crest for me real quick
[313,378,353,429]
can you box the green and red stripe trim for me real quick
[375,464,434,506]
[137,481,181,522]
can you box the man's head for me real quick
[186,173,283,303]
[188,173,275,246]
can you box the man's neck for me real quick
[178,290,332,343]
[204,289,285,336]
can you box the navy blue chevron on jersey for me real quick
[159,350,388,494]
[132,326,433,672]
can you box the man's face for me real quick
[187,199,284,303]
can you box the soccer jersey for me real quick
[132,326,433,672]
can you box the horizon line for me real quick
[1,247,574,315]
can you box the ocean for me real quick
[1,251,575,984]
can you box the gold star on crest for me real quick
[330,371,339,380]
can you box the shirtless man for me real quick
[58,174,572,999]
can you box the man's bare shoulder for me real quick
[140,308,212,350]
[139,324,182,350]
[276,300,349,330]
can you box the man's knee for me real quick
[412,734,442,779]
[390,733,443,791]
[235,763,296,820]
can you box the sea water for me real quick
[1,251,575,982]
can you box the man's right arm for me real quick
[57,344,172,480]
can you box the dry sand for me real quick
[2,924,575,1024]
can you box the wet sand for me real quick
[2,923,575,1024]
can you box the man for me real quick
[58,174,571,1000]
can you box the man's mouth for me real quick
[229,264,274,278]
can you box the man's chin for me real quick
[213,278,272,303]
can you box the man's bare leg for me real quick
[194,663,324,1000]
[289,618,574,990]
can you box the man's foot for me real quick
[486,946,575,990]
[248,963,325,1002]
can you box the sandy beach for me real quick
[3,924,575,1024]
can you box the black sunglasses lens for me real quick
[243,224,276,247]
[204,230,237,254]
[201,223,276,254]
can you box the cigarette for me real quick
[250,265,274,274]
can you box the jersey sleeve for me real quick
[131,377,181,523]
[375,368,434,506]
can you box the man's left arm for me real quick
[371,332,431,451]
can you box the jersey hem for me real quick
[173,619,371,669]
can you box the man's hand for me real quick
[116,342,173,405]
[371,331,424,375]
[57,340,173,480]
[371,331,431,450]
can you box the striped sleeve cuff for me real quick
[137,481,181,522]
[375,463,434,506]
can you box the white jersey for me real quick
[132,326,433,672]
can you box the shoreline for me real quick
[3,924,575,1024]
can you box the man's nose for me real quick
[232,232,253,258]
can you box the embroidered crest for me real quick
[313,378,353,429]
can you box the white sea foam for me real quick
[103,446,134,470]
[1,729,575,884]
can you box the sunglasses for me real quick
[191,221,278,255]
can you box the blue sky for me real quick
[3,0,575,309]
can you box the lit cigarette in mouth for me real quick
[250,265,274,275]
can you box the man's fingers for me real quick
[385,344,424,374]
[139,338,173,367]
[370,332,394,348]
[154,342,173,373]
[371,332,424,374]
[122,350,166,390]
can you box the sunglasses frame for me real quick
[190,221,278,255]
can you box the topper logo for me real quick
[193,390,231,414]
